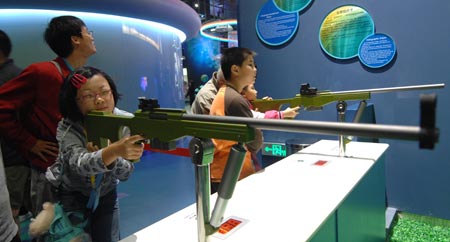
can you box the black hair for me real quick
[220,47,256,81]
[59,66,121,123]
[44,15,86,58]
[0,29,12,57]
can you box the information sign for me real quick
[256,0,299,46]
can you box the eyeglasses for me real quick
[77,89,111,102]
[80,30,94,36]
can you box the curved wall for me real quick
[1,9,191,111]
[0,0,201,41]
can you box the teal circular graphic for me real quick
[256,0,299,46]
[358,33,396,68]
[273,0,313,13]
[319,5,375,59]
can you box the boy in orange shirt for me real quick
[209,47,263,193]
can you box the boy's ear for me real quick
[71,35,81,47]
[231,64,239,76]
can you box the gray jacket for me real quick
[46,108,134,197]
[191,72,222,115]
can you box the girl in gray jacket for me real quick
[46,66,144,242]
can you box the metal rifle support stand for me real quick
[336,100,368,157]
[336,101,347,156]
[189,138,248,242]
[210,143,246,228]
[189,137,214,242]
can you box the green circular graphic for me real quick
[319,5,375,59]
[273,0,313,13]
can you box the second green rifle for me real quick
[252,83,445,112]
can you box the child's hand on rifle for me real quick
[87,142,99,152]
[282,106,300,119]
[102,135,145,165]
[113,135,145,161]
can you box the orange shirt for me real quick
[210,86,262,183]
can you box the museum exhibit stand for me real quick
[87,94,438,242]
[121,140,388,242]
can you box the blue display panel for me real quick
[256,0,299,46]
[319,5,375,59]
[359,33,397,68]
[273,0,313,13]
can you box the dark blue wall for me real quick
[238,0,450,219]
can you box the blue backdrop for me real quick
[238,0,450,220]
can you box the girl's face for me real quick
[242,83,258,101]
[76,74,115,115]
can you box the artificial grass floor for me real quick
[387,212,450,242]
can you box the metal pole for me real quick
[336,101,347,156]
[352,100,367,124]
[210,143,246,228]
[189,138,215,242]
[345,100,368,144]
[183,115,436,144]
[330,83,445,95]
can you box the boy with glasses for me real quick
[0,15,97,222]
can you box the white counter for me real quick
[121,140,389,242]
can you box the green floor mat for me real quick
[388,212,450,242]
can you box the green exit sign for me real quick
[261,142,286,157]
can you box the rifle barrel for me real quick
[331,83,445,95]
[183,114,436,143]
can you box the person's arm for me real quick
[60,125,108,177]
[101,135,145,166]
[110,156,135,181]
[109,108,139,180]
[0,65,39,154]
[262,106,300,119]
[263,110,282,119]
[60,124,142,177]
[252,109,266,119]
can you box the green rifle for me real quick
[252,83,445,112]
[85,98,255,149]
